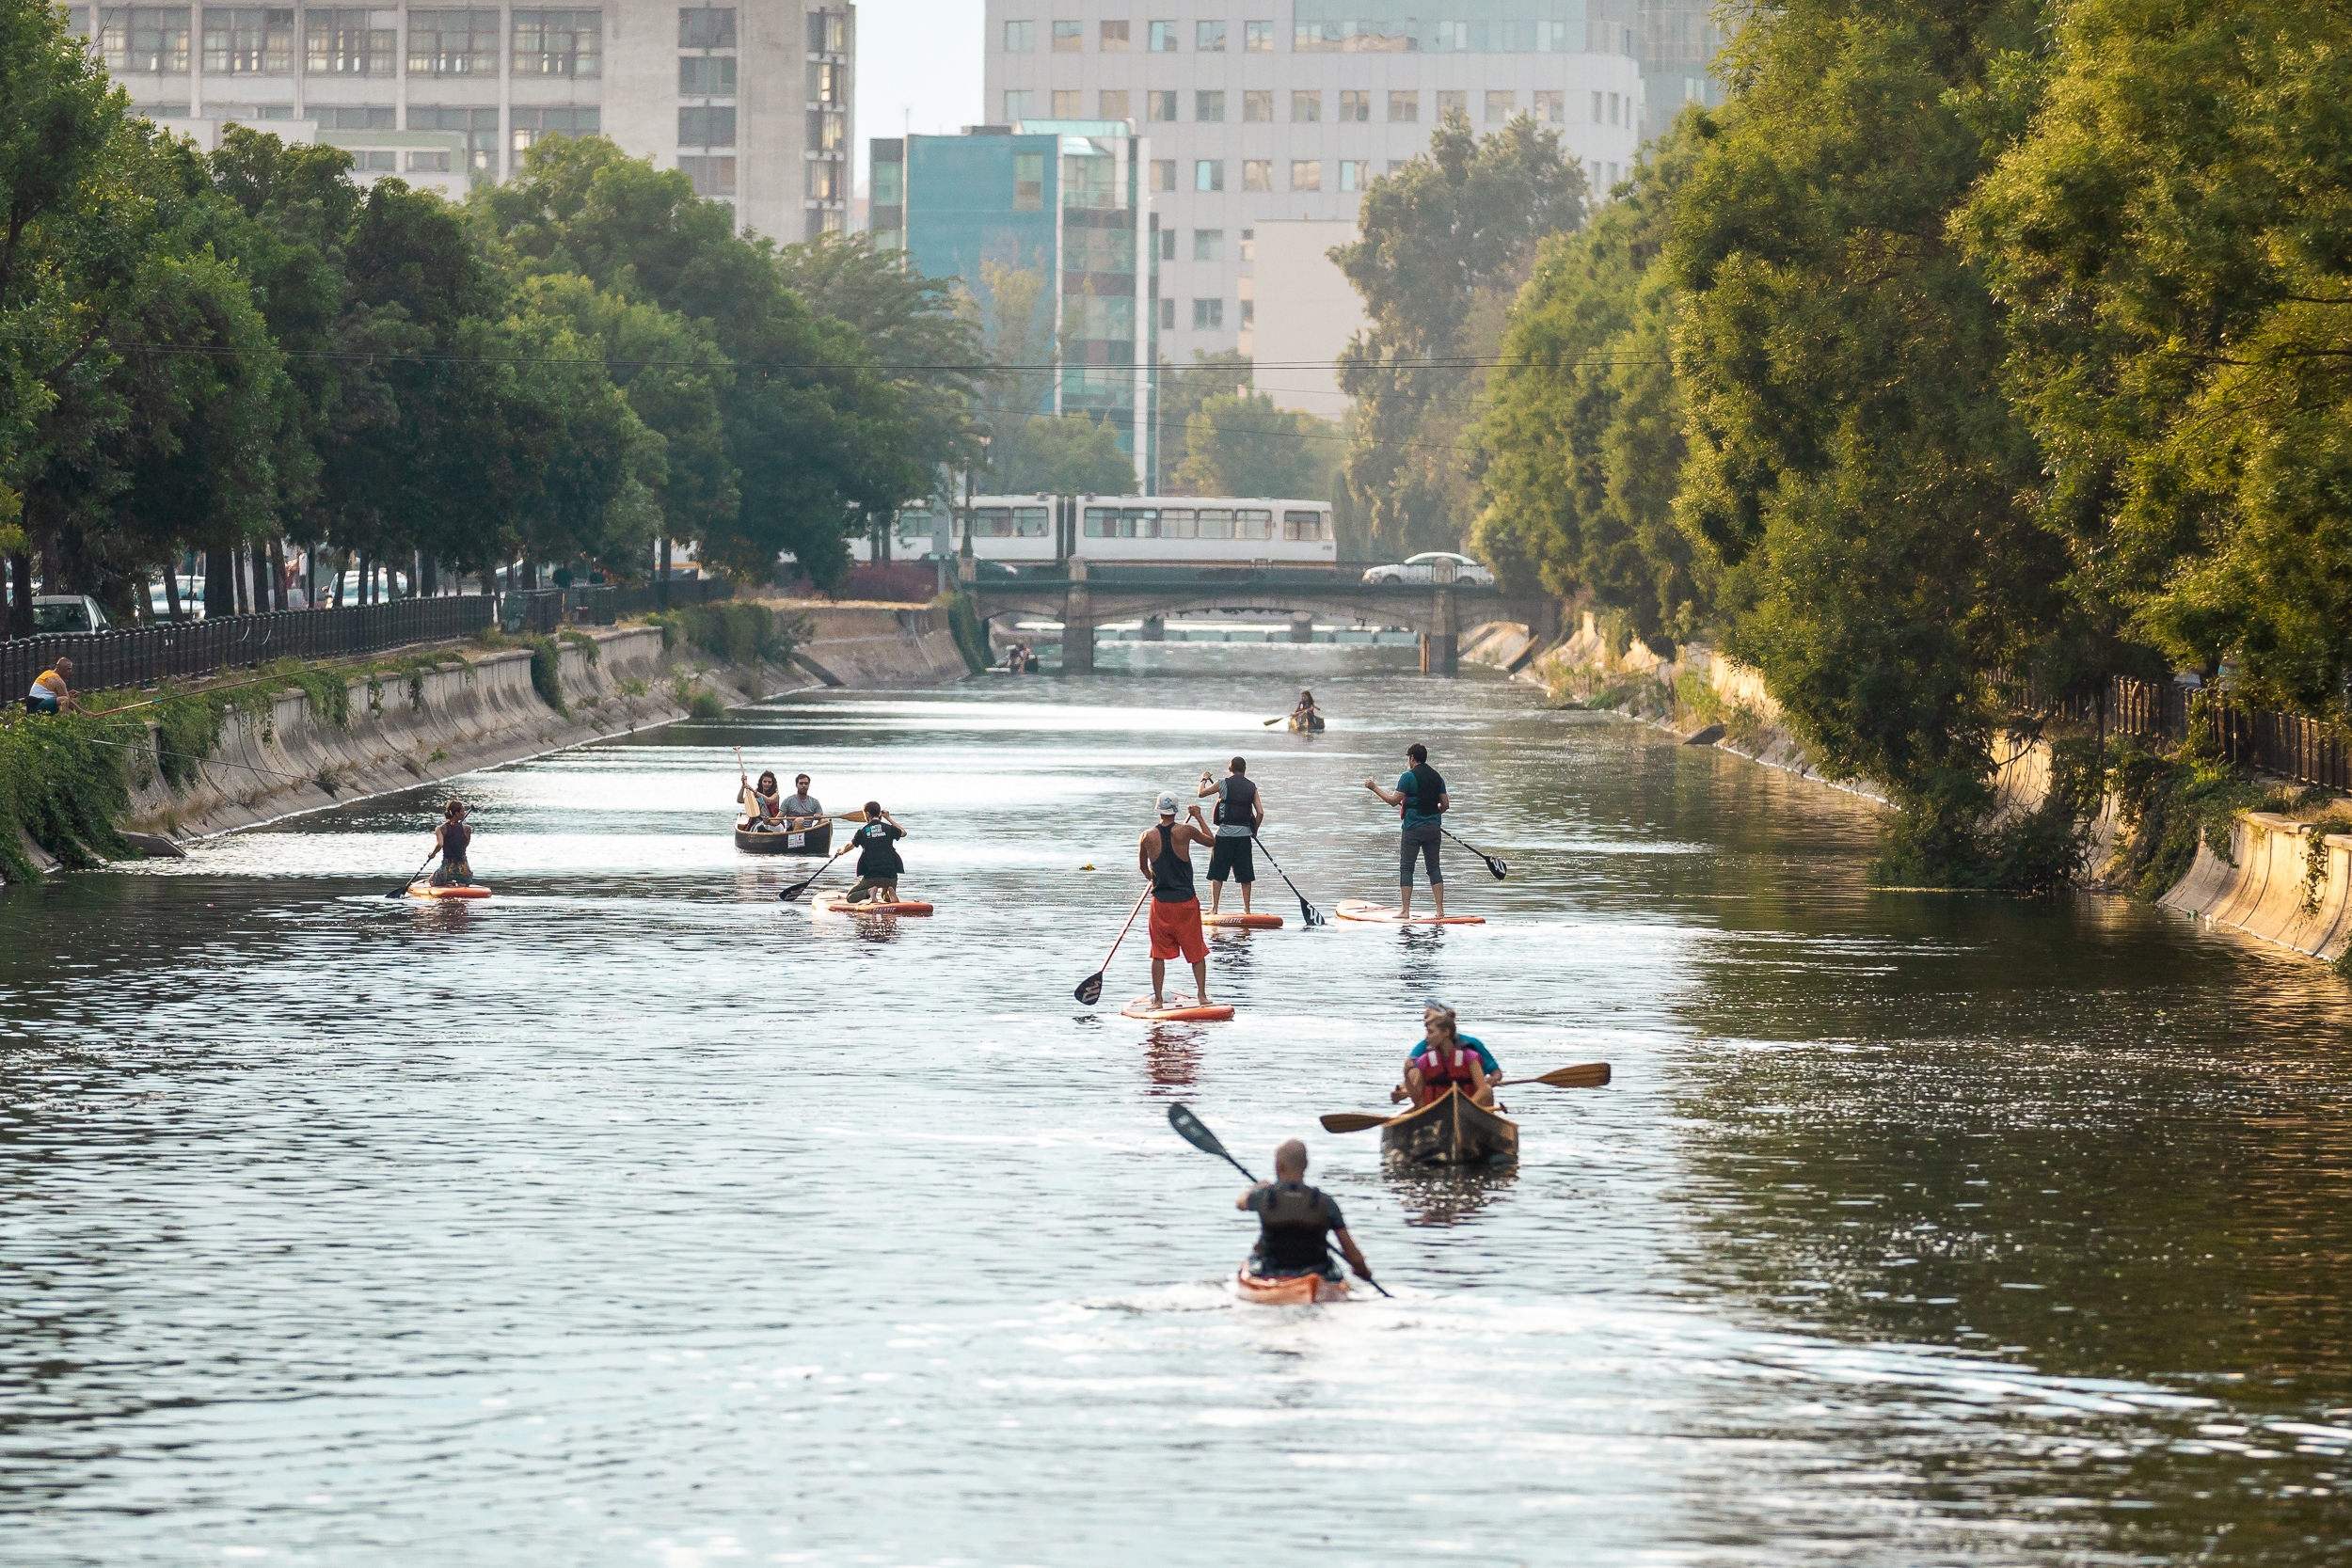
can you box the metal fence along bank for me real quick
[2024,673,2352,794]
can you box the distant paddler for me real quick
[25,657,79,715]
[1236,1139,1375,1291]
[737,761,785,832]
[1391,1001,1499,1108]
[428,799,474,887]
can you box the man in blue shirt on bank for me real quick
[1363,741,1449,919]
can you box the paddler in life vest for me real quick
[26,657,78,714]
[1194,755,1263,917]
[1363,741,1449,920]
[1391,1002,1498,1108]
[1237,1139,1375,1287]
[844,801,906,904]
[428,800,473,886]
[1137,790,1216,1006]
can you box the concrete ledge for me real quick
[2163,814,2352,958]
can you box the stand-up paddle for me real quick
[1075,886,1152,1005]
[1249,835,1326,927]
[1319,1063,1612,1132]
[1167,1104,1393,1298]
[1443,827,1509,880]
[386,848,438,897]
[778,841,854,902]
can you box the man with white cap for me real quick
[1136,789,1217,1007]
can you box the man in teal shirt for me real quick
[1363,742,1449,918]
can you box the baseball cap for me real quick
[1155,790,1180,815]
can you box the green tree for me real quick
[1153,349,1250,491]
[997,414,1132,495]
[1177,392,1332,499]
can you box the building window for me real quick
[1486,89,1514,122]
[871,159,900,202]
[1150,158,1175,192]
[1290,159,1320,191]
[808,10,842,52]
[1195,90,1223,122]
[1590,90,1603,122]
[513,9,599,76]
[1243,18,1271,50]
[1436,89,1466,120]
[1290,90,1319,122]
[1538,19,1566,50]
[201,8,293,72]
[1051,17,1079,49]
[678,105,735,144]
[1003,18,1031,51]
[1158,227,1176,259]
[317,103,393,127]
[1097,18,1126,49]
[806,161,840,198]
[1193,229,1222,261]
[1534,89,1563,123]
[676,6,733,46]
[1194,159,1223,192]
[1195,18,1222,50]
[128,101,193,116]
[1052,88,1082,117]
[679,152,736,194]
[1149,89,1176,122]
[1149,19,1176,50]
[407,8,496,72]
[1338,158,1367,191]
[679,54,734,91]
[808,107,844,149]
[1242,89,1271,122]
[97,6,179,72]
[1431,19,1466,51]
[349,149,395,169]
[1338,89,1368,122]
[409,104,499,174]
[407,149,452,170]
[1389,91,1417,123]
[1157,297,1175,329]
[1240,299,1254,327]
[302,6,388,73]
[1003,89,1032,119]
[1014,150,1043,209]
[1242,158,1271,191]
[1193,298,1222,329]
[512,104,598,153]
[807,59,843,103]
[1100,89,1129,119]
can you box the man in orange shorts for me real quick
[1136,789,1216,1007]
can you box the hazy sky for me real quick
[855,0,987,196]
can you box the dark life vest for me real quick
[1251,1182,1343,1274]
[1152,822,1196,903]
[1216,774,1258,829]
[1408,763,1446,818]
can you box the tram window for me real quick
[978,507,1013,537]
[1236,509,1274,540]
[1196,507,1232,539]
[1159,508,1197,538]
[1283,510,1324,541]
[897,510,935,540]
[1121,507,1158,537]
[1084,506,1117,537]
[1014,506,1050,536]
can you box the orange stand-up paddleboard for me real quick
[1201,911,1282,929]
[1335,899,1485,925]
[1120,992,1234,1022]
[1235,1269,1349,1305]
[408,882,491,900]
[812,892,933,916]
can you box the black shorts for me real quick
[1207,836,1255,884]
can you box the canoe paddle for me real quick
[1168,1104,1392,1298]
[1249,834,1326,927]
[386,847,438,898]
[778,840,854,902]
[1075,885,1152,1005]
[1442,827,1509,880]
[1319,1063,1613,1132]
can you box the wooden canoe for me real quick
[1287,712,1327,732]
[1235,1268,1348,1306]
[1380,1088,1518,1168]
[735,821,832,857]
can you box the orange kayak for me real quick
[1202,911,1282,929]
[1235,1269,1349,1306]
[813,893,933,916]
[1336,900,1484,925]
[408,882,491,900]
[1120,992,1234,1022]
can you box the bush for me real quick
[689,690,726,721]
[653,602,798,668]
[0,712,138,883]
[930,589,988,674]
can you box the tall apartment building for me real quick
[66,0,851,239]
[985,0,1645,361]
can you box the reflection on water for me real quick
[0,643,2348,1565]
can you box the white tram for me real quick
[850,495,1339,569]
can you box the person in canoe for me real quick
[1137,790,1216,1007]
[1194,756,1263,918]
[1236,1139,1375,1289]
[1362,741,1449,920]
[1391,1001,1499,1108]
[1290,689,1321,728]
[738,768,785,832]
[781,774,825,832]
[844,801,907,905]
[428,799,474,887]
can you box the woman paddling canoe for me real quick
[1391,1001,1500,1108]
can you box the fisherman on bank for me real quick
[26,657,78,715]
[1236,1139,1375,1287]
[1363,741,1449,919]
[1137,790,1216,1006]
[1195,756,1263,917]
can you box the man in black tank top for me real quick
[1237,1139,1375,1284]
[1136,790,1217,1006]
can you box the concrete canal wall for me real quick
[775,602,971,688]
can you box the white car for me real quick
[1360,551,1497,587]
[30,594,114,633]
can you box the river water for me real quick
[3,645,2349,1566]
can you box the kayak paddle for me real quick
[387,847,438,898]
[1249,834,1326,927]
[1075,885,1152,1005]
[1320,1063,1613,1132]
[1441,826,1509,880]
[778,840,854,902]
[1169,1104,1394,1298]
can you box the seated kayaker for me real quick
[428,800,473,886]
[1236,1139,1375,1286]
[780,773,824,832]
[739,769,784,831]
[1392,1001,1499,1108]
[845,801,906,904]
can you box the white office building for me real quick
[66,0,852,238]
[986,1,1649,361]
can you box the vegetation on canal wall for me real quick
[0,712,137,883]
[930,591,989,675]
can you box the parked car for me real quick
[149,576,205,620]
[30,594,114,633]
[1359,551,1497,587]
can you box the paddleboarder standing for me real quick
[1236,1139,1374,1286]
[1363,742,1450,919]
[1195,756,1263,917]
[1137,790,1216,1006]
